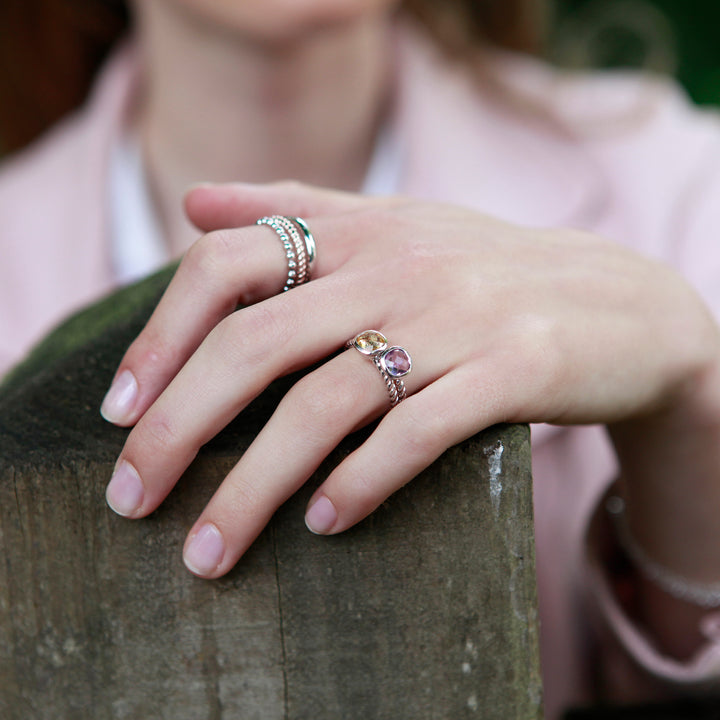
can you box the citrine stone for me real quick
[353,330,388,355]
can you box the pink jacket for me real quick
[2,23,720,719]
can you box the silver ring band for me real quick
[273,216,309,286]
[256,215,316,292]
[289,216,317,271]
[347,330,412,407]
[372,354,407,406]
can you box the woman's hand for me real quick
[100,181,720,579]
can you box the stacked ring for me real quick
[347,330,412,407]
[256,215,317,292]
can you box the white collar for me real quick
[108,122,404,283]
[108,132,167,284]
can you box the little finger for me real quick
[304,363,507,535]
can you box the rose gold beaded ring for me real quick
[347,330,412,407]
[256,215,316,292]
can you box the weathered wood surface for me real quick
[0,268,542,720]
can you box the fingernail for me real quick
[184,523,225,576]
[305,496,338,535]
[106,461,144,517]
[100,370,138,424]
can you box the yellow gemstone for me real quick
[353,330,387,355]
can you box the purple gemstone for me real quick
[382,347,411,378]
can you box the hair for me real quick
[406,0,548,60]
[0,0,546,153]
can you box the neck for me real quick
[132,3,395,254]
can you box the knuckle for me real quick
[225,475,267,523]
[398,404,451,459]
[183,229,242,282]
[126,327,179,372]
[287,370,358,439]
[516,312,561,354]
[202,228,243,261]
[388,230,448,283]
[243,304,293,352]
[209,304,293,368]
[359,204,411,237]
[344,204,443,281]
[503,314,567,409]
[345,471,380,507]
[342,486,379,521]
[135,410,182,456]
[401,238,437,273]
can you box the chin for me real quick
[172,0,400,42]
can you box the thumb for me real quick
[184,180,380,232]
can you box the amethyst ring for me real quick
[347,330,412,407]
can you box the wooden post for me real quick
[0,268,543,719]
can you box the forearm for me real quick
[609,359,720,658]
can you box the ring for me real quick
[256,215,316,292]
[347,330,412,407]
[290,216,317,268]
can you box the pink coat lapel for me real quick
[395,23,603,228]
[0,44,138,368]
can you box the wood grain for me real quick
[0,267,542,719]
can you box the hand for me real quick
[100,181,720,579]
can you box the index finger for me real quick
[99,212,367,427]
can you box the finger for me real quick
[184,180,397,233]
[100,213,358,427]
[105,272,396,519]
[100,225,283,426]
[303,362,509,536]
[180,323,451,577]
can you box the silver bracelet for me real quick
[607,495,720,608]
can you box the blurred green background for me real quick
[554,0,720,106]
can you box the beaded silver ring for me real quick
[256,215,316,292]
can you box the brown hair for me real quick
[406,0,547,59]
[0,0,545,153]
